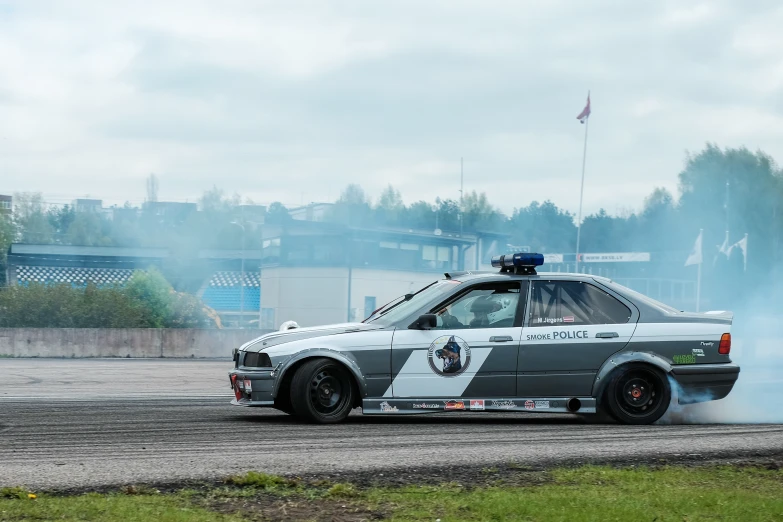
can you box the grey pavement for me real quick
[1,358,782,491]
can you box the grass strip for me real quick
[1,464,782,521]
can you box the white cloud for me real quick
[0,0,781,219]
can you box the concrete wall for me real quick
[0,328,269,358]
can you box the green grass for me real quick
[0,492,241,522]
[1,465,782,521]
[362,465,783,521]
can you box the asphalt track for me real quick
[1,359,783,491]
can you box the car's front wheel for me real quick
[289,358,354,424]
[605,363,671,425]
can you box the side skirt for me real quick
[362,397,597,415]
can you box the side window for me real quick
[430,282,523,329]
[529,281,631,326]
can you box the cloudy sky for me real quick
[1,0,782,217]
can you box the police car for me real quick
[229,253,739,425]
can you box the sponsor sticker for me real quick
[444,400,465,410]
[427,335,471,377]
[490,400,516,409]
[692,348,705,356]
[534,400,550,409]
[379,401,399,412]
[537,317,565,324]
[470,400,485,410]
[673,354,696,364]
[524,400,535,410]
[412,403,441,409]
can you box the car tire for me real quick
[605,363,671,425]
[273,394,294,415]
[289,358,354,424]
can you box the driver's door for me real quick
[386,281,527,400]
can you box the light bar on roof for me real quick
[490,252,545,269]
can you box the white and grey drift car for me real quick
[228,253,739,425]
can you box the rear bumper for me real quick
[670,363,740,404]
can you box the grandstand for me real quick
[199,271,261,313]
[15,266,136,287]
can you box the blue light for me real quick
[491,252,544,269]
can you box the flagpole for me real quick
[696,256,701,312]
[575,91,590,273]
[696,228,702,312]
[743,233,748,272]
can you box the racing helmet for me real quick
[279,320,299,331]
[469,295,502,315]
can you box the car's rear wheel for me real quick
[605,363,671,425]
[289,358,354,424]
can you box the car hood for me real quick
[240,322,388,352]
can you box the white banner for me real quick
[543,254,564,264]
[578,252,650,263]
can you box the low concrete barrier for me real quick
[0,328,271,358]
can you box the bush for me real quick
[0,268,218,328]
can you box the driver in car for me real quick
[468,295,503,328]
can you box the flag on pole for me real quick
[730,233,748,271]
[685,230,703,266]
[713,230,730,266]
[576,92,591,123]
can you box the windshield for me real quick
[364,280,461,325]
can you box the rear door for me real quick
[517,279,638,398]
[388,280,528,399]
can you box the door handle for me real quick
[596,332,619,339]
[489,336,514,342]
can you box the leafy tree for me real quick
[375,185,404,226]
[337,184,370,206]
[579,209,636,253]
[462,190,505,232]
[66,212,112,246]
[265,202,292,225]
[328,184,374,225]
[405,201,436,230]
[505,201,577,253]
[673,144,783,309]
[433,198,461,232]
[47,205,75,243]
[124,269,177,328]
[0,213,17,286]
[13,193,54,244]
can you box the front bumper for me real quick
[670,363,740,404]
[228,368,277,406]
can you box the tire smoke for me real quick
[658,290,783,424]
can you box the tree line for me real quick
[1,143,782,306]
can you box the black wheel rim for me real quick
[615,368,663,418]
[308,366,348,415]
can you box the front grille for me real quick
[243,351,272,368]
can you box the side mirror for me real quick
[409,313,437,330]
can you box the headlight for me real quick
[243,352,272,368]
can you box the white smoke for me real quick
[658,285,783,424]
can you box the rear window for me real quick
[529,280,632,326]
